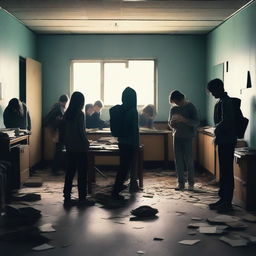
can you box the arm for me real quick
[78,112,89,150]
[183,104,200,128]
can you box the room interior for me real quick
[0,0,256,255]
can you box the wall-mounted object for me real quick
[226,61,229,73]
[246,71,252,88]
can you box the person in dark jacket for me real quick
[61,91,93,207]
[44,94,69,175]
[86,100,109,129]
[3,98,31,131]
[207,79,237,213]
[111,87,140,199]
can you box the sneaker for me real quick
[63,199,78,207]
[111,193,125,200]
[188,185,194,191]
[209,200,223,210]
[175,184,185,191]
[129,181,140,193]
[216,203,233,213]
[77,199,95,207]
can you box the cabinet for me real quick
[233,148,256,210]
[0,134,30,189]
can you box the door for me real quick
[26,58,42,167]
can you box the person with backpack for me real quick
[207,78,239,213]
[61,91,94,207]
[44,94,69,175]
[110,87,140,199]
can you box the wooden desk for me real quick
[234,148,256,210]
[88,145,144,194]
[87,129,172,169]
[0,134,30,188]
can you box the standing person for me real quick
[207,79,237,213]
[168,90,199,191]
[87,100,109,129]
[139,104,156,129]
[61,92,93,206]
[44,94,69,175]
[111,87,140,199]
[3,98,31,131]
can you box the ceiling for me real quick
[0,0,253,34]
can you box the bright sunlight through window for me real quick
[71,60,155,106]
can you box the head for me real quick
[207,79,225,99]
[7,98,23,115]
[85,103,94,115]
[169,90,185,106]
[93,100,103,113]
[59,94,69,108]
[64,92,84,121]
[122,87,137,109]
[142,104,155,118]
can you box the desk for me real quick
[87,128,172,169]
[88,144,144,194]
[0,134,30,188]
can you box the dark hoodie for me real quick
[118,87,139,147]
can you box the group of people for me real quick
[2,78,238,212]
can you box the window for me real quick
[71,59,156,106]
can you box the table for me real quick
[88,144,144,194]
[87,128,172,169]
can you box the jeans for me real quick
[112,144,138,194]
[173,136,195,187]
[63,152,88,200]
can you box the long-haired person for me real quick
[61,91,93,207]
[3,98,31,131]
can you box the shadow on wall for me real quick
[250,96,256,147]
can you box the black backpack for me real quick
[231,98,249,139]
[109,105,125,137]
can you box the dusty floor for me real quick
[0,168,256,256]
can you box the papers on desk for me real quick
[0,129,15,138]
[203,127,215,135]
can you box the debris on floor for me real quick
[32,243,54,251]
[178,239,200,245]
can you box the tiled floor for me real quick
[0,168,256,256]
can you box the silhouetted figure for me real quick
[207,79,238,213]
[61,92,93,207]
[3,98,31,131]
[111,87,140,199]
[44,94,69,175]
[139,104,156,129]
[168,90,199,191]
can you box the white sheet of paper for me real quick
[178,240,200,245]
[219,236,247,247]
[199,226,217,234]
[39,223,56,233]
[32,243,54,251]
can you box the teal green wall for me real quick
[0,9,37,128]
[206,1,256,146]
[38,34,206,121]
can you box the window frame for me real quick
[70,59,158,109]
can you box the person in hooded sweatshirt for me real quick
[111,87,140,200]
[3,98,31,131]
[207,79,238,213]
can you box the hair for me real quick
[7,98,24,116]
[94,100,103,108]
[59,94,69,103]
[85,103,93,114]
[169,90,185,102]
[64,92,84,121]
[142,104,155,117]
[207,79,224,92]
